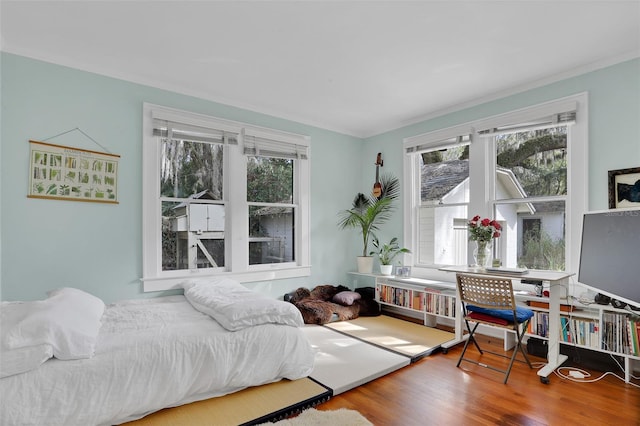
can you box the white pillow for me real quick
[3,288,105,360]
[0,344,53,378]
[182,278,304,331]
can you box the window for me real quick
[142,104,310,291]
[403,124,472,267]
[404,94,587,276]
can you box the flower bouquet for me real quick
[468,215,502,267]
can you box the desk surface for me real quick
[438,265,574,282]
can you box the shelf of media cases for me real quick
[512,293,640,384]
[348,272,466,353]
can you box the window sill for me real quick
[142,265,311,292]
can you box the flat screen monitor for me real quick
[578,209,640,306]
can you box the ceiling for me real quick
[1,1,639,138]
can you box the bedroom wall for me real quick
[0,53,364,303]
[2,53,639,303]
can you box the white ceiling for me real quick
[1,1,639,138]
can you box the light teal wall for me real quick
[2,53,639,303]
[0,53,363,303]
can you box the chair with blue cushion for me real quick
[455,273,534,384]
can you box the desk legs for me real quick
[536,277,569,383]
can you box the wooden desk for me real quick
[439,265,574,384]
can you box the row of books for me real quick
[528,312,599,348]
[376,285,456,317]
[559,316,600,349]
[602,312,640,356]
[526,310,640,355]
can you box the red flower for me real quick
[467,215,502,243]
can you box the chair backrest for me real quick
[456,273,516,311]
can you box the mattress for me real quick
[0,295,316,426]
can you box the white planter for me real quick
[380,264,393,275]
[356,256,374,274]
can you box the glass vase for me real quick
[473,240,492,268]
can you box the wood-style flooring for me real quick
[315,324,640,426]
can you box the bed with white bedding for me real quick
[0,279,316,426]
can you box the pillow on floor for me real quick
[332,291,361,306]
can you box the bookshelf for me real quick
[351,270,639,384]
[516,293,640,384]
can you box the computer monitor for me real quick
[578,209,640,306]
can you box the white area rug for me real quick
[302,325,410,395]
[267,408,373,426]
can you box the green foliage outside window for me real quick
[520,229,565,271]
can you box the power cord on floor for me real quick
[552,365,640,389]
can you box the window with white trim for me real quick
[142,104,311,291]
[404,94,587,275]
[403,125,472,268]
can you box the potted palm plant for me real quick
[337,174,400,273]
[370,236,410,275]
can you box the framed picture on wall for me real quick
[28,140,120,204]
[608,167,640,209]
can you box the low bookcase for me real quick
[513,293,640,384]
[375,276,457,327]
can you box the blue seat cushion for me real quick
[466,304,534,323]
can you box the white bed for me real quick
[0,283,316,426]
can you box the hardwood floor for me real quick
[315,331,640,425]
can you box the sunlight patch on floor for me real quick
[327,322,367,332]
[397,344,429,353]
[328,337,361,348]
[367,335,410,346]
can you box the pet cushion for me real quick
[332,291,361,306]
[2,288,105,360]
[182,277,304,331]
[466,304,534,323]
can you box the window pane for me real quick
[418,205,468,266]
[160,139,223,199]
[249,206,294,265]
[420,145,469,205]
[247,156,293,203]
[494,200,565,270]
[495,126,567,199]
[161,201,225,271]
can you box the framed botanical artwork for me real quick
[28,140,120,204]
[608,167,640,209]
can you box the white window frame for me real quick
[142,103,310,291]
[403,123,473,269]
[403,93,588,279]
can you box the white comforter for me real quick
[0,295,316,426]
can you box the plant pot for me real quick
[380,264,393,275]
[356,256,374,274]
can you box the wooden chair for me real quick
[455,273,534,384]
